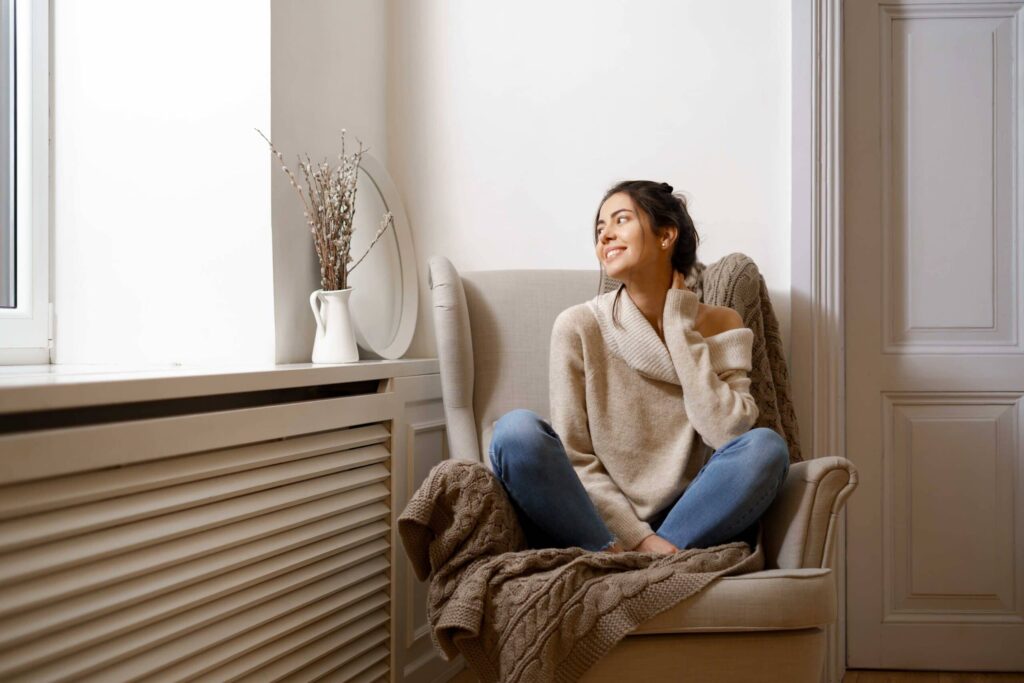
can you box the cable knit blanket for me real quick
[398,459,765,683]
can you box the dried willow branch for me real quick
[257,127,390,291]
[349,212,395,274]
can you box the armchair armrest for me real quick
[761,456,858,569]
[428,256,483,464]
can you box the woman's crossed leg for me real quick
[489,409,790,554]
[488,408,617,552]
[652,427,790,550]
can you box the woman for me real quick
[488,180,790,555]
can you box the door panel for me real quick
[844,0,1024,670]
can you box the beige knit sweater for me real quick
[549,285,759,551]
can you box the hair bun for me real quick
[660,182,674,194]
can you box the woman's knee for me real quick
[746,427,790,483]
[489,409,552,472]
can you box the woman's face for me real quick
[594,192,651,280]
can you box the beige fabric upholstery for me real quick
[762,456,859,570]
[427,257,480,467]
[427,255,859,681]
[578,629,827,683]
[632,568,834,634]
[463,270,592,468]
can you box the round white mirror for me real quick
[347,153,418,360]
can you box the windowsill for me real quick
[0,358,440,415]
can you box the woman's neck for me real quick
[622,272,672,340]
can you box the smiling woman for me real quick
[484,178,787,558]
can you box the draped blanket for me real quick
[398,459,765,683]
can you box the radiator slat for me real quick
[0,464,388,586]
[174,602,389,682]
[0,528,389,667]
[282,641,390,683]
[0,486,387,619]
[0,446,388,552]
[11,557,390,682]
[344,659,391,683]
[0,424,390,520]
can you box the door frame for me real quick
[791,0,845,681]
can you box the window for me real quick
[1,0,14,309]
[0,0,49,364]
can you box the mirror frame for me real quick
[350,152,418,360]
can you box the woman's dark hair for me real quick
[593,179,700,325]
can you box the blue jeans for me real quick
[488,408,790,552]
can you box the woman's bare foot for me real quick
[635,533,679,554]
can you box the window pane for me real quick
[0,0,14,309]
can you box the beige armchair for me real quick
[427,255,858,683]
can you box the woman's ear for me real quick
[662,226,679,249]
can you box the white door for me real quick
[844,0,1024,670]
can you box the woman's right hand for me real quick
[635,533,679,554]
[671,269,689,292]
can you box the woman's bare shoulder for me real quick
[696,304,745,338]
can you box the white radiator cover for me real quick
[0,405,393,681]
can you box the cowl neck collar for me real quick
[586,285,680,385]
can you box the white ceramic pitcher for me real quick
[309,288,360,364]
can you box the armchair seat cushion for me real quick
[631,567,835,635]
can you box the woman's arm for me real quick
[549,312,655,551]
[663,288,760,450]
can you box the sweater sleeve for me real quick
[549,313,656,550]
[662,288,760,450]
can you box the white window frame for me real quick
[0,0,49,365]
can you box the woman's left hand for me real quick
[672,269,709,331]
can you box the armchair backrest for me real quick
[428,257,601,471]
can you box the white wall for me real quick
[54,0,274,366]
[52,1,791,367]
[389,0,792,360]
[270,0,389,364]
